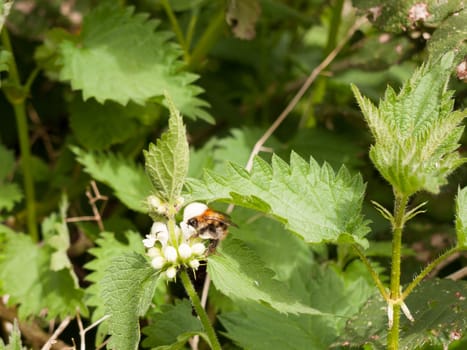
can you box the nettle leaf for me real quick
[59,2,212,122]
[208,238,324,315]
[144,98,189,203]
[69,97,140,150]
[455,186,467,248]
[337,279,467,349]
[0,145,22,212]
[352,53,467,196]
[72,146,151,212]
[141,299,205,348]
[102,252,159,350]
[0,320,25,350]
[0,225,85,320]
[220,263,375,350]
[85,231,145,347]
[428,8,467,60]
[187,152,370,247]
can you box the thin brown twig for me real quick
[65,181,108,231]
[77,312,110,350]
[41,316,72,350]
[245,16,368,171]
[28,104,58,161]
[446,266,467,280]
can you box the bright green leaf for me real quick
[102,253,159,350]
[0,184,22,212]
[0,228,86,320]
[144,98,189,203]
[187,152,370,247]
[352,53,467,196]
[69,97,140,150]
[72,147,151,212]
[141,299,204,348]
[59,2,212,122]
[85,231,146,347]
[455,186,467,248]
[220,264,375,350]
[208,238,324,315]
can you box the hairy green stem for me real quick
[353,244,388,300]
[401,246,460,300]
[387,193,409,350]
[1,28,38,241]
[161,0,189,62]
[180,269,221,350]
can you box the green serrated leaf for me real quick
[102,252,159,350]
[208,238,325,315]
[352,53,467,196]
[58,2,212,122]
[85,231,145,347]
[429,8,467,60]
[187,152,370,247]
[0,184,22,212]
[220,263,375,350]
[455,186,467,248]
[144,99,189,203]
[0,320,26,350]
[69,97,140,150]
[0,144,15,180]
[0,229,86,320]
[141,299,204,348]
[337,279,467,349]
[72,146,151,212]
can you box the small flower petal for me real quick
[151,256,165,269]
[142,234,156,248]
[191,242,206,256]
[178,243,192,259]
[164,246,178,262]
[180,221,196,240]
[166,266,177,279]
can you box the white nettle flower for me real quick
[178,243,192,259]
[182,202,208,223]
[164,246,178,263]
[151,222,169,244]
[180,221,196,240]
[191,242,206,256]
[151,256,165,269]
[147,247,161,258]
[142,233,156,248]
[166,266,177,279]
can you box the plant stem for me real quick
[180,269,221,350]
[188,7,225,70]
[387,193,409,350]
[1,28,38,241]
[401,246,460,300]
[160,0,189,62]
[353,244,388,300]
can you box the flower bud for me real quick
[147,247,161,258]
[164,246,178,262]
[178,243,192,259]
[191,242,206,256]
[189,259,200,269]
[151,256,165,269]
[165,266,177,279]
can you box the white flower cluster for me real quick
[142,204,208,280]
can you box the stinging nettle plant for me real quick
[100,54,467,350]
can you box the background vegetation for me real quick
[1,0,466,349]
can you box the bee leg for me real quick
[207,240,219,255]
